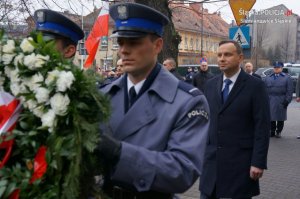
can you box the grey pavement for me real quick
[179,99,300,199]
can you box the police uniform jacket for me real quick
[200,70,270,198]
[100,64,209,193]
[296,74,300,98]
[264,72,293,121]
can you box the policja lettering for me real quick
[188,109,208,120]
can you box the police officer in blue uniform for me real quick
[96,2,210,199]
[33,9,84,58]
[264,61,293,138]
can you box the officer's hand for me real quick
[281,100,289,108]
[97,133,122,165]
[296,97,300,103]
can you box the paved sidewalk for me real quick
[180,99,300,199]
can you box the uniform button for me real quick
[139,179,146,187]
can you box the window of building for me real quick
[100,36,108,50]
[184,37,188,50]
[196,38,199,50]
[190,38,194,50]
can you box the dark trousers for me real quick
[270,121,284,136]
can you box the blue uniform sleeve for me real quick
[111,95,210,193]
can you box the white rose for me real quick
[29,73,44,92]
[19,83,29,94]
[26,99,38,111]
[3,40,15,53]
[35,87,50,103]
[10,82,21,96]
[34,54,49,68]
[45,70,60,86]
[0,72,5,89]
[32,106,44,118]
[14,53,24,67]
[56,71,75,92]
[24,53,36,70]
[41,109,56,132]
[20,37,34,53]
[50,93,70,116]
[9,69,20,83]
[4,66,12,77]
[2,53,16,65]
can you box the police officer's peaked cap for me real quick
[109,3,169,38]
[273,61,284,68]
[34,9,84,43]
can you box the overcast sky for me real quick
[204,0,300,23]
[31,0,300,24]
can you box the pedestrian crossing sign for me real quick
[229,26,250,49]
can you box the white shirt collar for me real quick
[127,76,146,95]
[222,68,241,91]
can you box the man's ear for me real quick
[63,45,76,58]
[154,38,163,54]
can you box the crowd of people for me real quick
[4,2,300,199]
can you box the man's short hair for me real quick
[164,57,176,67]
[219,40,243,55]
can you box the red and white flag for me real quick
[0,91,22,134]
[84,1,109,68]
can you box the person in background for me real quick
[244,62,261,79]
[185,67,195,84]
[293,70,300,139]
[200,40,270,199]
[264,61,293,138]
[115,59,124,78]
[192,61,214,92]
[163,57,184,80]
[33,9,84,58]
[97,3,210,198]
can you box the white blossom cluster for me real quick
[0,37,75,132]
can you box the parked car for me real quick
[255,67,300,93]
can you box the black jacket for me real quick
[192,71,214,91]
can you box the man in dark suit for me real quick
[244,62,261,79]
[200,40,270,199]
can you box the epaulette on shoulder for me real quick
[99,82,111,89]
[178,81,202,96]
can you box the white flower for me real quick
[32,106,44,118]
[4,66,12,77]
[0,72,5,89]
[9,68,20,83]
[34,54,49,68]
[3,40,15,53]
[56,71,75,92]
[41,109,56,132]
[2,53,16,65]
[23,53,36,69]
[35,87,50,103]
[26,99,38,111]
[20,37,34,53]
[45,70,60,86]
[10,82,21,96]
[29,73,44,92]
[14,53,24,67]
[50,93,70,116]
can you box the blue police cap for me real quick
[273,61,283,68]
[109,3,169,38]
[34,9,84,44]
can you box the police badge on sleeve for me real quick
[187,108,209,120]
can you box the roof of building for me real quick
[170,3,229,38]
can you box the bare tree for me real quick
[280,25,292,62]
[134,0,181,64]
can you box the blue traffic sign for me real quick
[229,26,250,49]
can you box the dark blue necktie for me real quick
[222,79,232,103]
[129,86,137,107]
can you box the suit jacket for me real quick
[100,65,209,193]
[200,70,270,198]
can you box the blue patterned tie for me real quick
[222,79,232,103]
